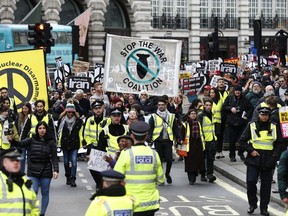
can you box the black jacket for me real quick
[222,94,253,126]
[57,117,83,150]
[11,135,59,178]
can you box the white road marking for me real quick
[216,178,285,216]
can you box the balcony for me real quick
[200,16,240,29]
[249,17,288,29]
[152,15,191,30]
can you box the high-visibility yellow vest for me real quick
[182,122,205,151]
[84,116,107,146]
[9,98,14,110]
[0,172,39,216]
[219,90,229,103]
[201,115,217,142]
[212,100,223,123]
[103,124,129,155]
[259,102,282,109]
[151,113,175,141]
[114,145,164,213]
[0,122,10,150]
[85,195,135,216]
[249,122,277,150]
[30,114,49,137]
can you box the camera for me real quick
[4,123,13,136]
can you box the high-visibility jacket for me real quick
[219,90,229,103]
[114,145,164,213]
[259,102,282,109]
[30,114,49,137]
[201,115,217,142]
[0,172,39,216]
[103,125,129,155]
[212,100,223,123]
[151,113,175,141]
[0,120,18,150]
[85,195,135,216]
[182,122,205,152]
[249,122,277,150]
[84,116,107,146]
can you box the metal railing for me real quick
[200,16,240,29]
[249,17,288,29]
[152,16,191,30]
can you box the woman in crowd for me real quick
[8,121,59,216]
[57,102,83,187]
[209,88,224,159]
[15,102,32,173]
[180,108,205,185]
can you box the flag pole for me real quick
[19,1,42,24]
[66,6,93,26]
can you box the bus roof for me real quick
[0,24,72,32]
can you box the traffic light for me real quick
[208,31,219,59]
[27,23,54,53]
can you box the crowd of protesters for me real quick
[1,64,288,215]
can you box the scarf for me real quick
[188,118,200,139]
[156,109,169,129]
[58,116,76,137]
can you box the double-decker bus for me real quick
[0,24,74,67]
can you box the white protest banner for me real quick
[87,149,110,172]
[103,34,182,96]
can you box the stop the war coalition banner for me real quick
[103,34,182,96]
[0,49,48,110]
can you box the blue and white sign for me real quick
[103,34,182,96]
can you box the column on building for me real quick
[0,0,16,24]
[129,0,152,38]
[238,0,250,55]
[189,0,201,62]
[42,0,61,24]
[87,0,109,64]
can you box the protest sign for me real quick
[279,106,288,138]
[67,76,91,92]
[87,149,110,172]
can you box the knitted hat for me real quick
[111,97,123,104]
[66,103,76,112]
[234,85,242,92]
[252,81,262,88]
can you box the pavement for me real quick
[213,150,285,208]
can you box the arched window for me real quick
[15,0,34,23]
[104,0,127,28]
[59,0,81,25]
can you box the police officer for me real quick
[239,107,282,216]
[85,169,135,216]
[114,121,164,216]
[84,100,107,190]
[0,147,39,215]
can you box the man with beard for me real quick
[0,147,39,215]
[21,100,56,141]
[245,81,264,109]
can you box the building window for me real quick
[104,0,126,28]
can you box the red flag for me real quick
[75,8,91,47]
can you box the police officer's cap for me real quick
[257,107,271,115]
[92,100,104,109]
[0,147,23,160]
[130,121,150,136]
[101,169,125,182]
[110,108,122,115]
[117,135,133,144]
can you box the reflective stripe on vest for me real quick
[100,196,134,216]
[151,113,175,141]
[30,114,49,136]
[249,122,276,150]
[202,115,217,142]
[103,125,129,155]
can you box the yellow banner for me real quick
[0,49,48,110]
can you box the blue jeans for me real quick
[63,149,78,177]
[29,177,51,215]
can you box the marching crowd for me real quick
[0,65,288,215]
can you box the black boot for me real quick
[70,176,77,187]
[66,176,71,185]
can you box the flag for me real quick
[103,34,182,96]
[19,2,42,24]
[67,8,91,47]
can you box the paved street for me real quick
[42,155,286,216]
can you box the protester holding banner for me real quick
[8,121,59,216]
[148,97,181,185]
[137,90,154,115]
[180,108,205,185]
[84,100,108,191]
[57,102,83,187]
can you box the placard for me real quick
[220,62,237,75]
[279,106,288,138]
[182,76,205,96]
[72,60,90,73]
[87,149,110,172]
[67,76,91,92]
